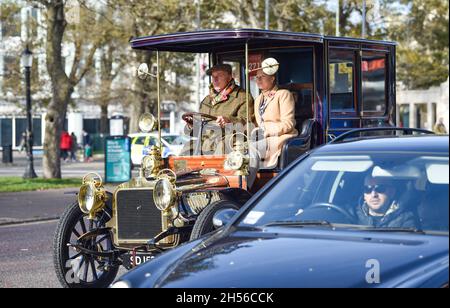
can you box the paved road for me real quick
[0,187,126,288]
[0,153,105,178]
[0,152,141,179]
[0,152,133,288]
[0,220,60,288]
[0,188,78,225]
[0,188,77,287]
[0,219,126,288]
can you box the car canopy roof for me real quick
[130,29,395,53]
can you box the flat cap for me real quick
[206,63,232,76]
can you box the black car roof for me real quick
[312,135,449,155]
[130,29,396,52]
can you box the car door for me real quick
[131,136,148,165]
[327,43,361,141]
[360,47,394,128]
[326,41,396,141]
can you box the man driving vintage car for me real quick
[355,174,419,228]
[183,63,255,155]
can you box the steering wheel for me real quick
[182,112,219,156]
[182,112,218,126]
[306,202,355,223]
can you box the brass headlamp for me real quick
[138,113,157,133]
[141,145,162,179]
[78,173,107,220]
[153,169,178,212]
[225,135,250,176]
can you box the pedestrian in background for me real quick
[18,132,27,153]
[60,131,72,162]
[84,144,93,162]
[433,117,447,134]
[82,130,91,161]
[70,132,78,162]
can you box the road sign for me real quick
[105,136,131,183]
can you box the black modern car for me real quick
[111,130,449,288]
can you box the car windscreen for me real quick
[133,137,147,145]
[239,153,449,233]
[164,135,190,145]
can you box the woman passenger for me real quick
[254,59,298,168]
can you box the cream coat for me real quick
[255,88,298,168]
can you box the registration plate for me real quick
[122,252,156,268]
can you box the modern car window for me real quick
[172,136,190,146]
[239,154,449,233]
[148,137,158,146]
[163,135,189,145]
[133,137,147,146]
[162,136,177,144]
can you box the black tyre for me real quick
[190,200,241,240]
[53,201,119,288]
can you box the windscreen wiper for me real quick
[263,220,334,228]
[353,227,427,234]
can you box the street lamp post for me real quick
[362,0,367,38]
[336,0,340,36]
[21,46,37,179]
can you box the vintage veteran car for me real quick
[112,133,449,288]
[54,29,400,288]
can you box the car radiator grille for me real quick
[115,189,162,242]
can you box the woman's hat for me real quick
[260,58,279,75]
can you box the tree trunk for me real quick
[100,104,109,134]
[43,111,63,179]
[40,0,98,178]
[42,1,71,179]
[99,46,113,135]
[240,0,262,28]
[129,100,146,133]
[43,87,72,178]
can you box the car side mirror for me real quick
[212,208,239,229]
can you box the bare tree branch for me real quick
[68,37,83,81]
[73,40,100,84]
[77,0,116,26]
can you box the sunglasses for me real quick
[364,185,388,194]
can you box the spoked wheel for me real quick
[53,202,119,288]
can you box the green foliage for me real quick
[397,46,449,89]
[0,177,81,193]
[0,1,44,109]
[0,1,21,37]
[1,1,23,96]
[391,0,449,89]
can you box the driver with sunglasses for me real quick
[355,174,419,229]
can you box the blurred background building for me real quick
[397,78,449,132]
